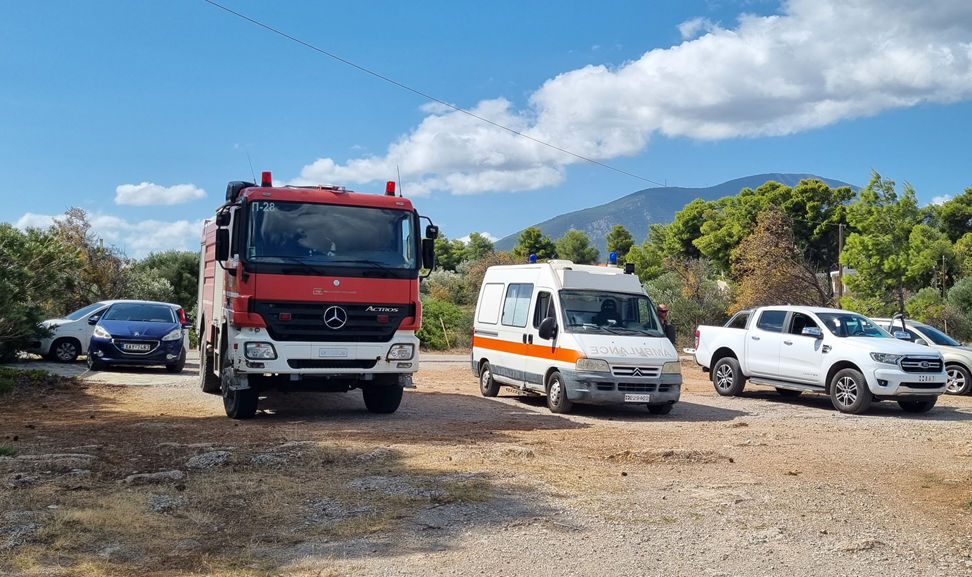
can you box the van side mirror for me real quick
[801,326,823,338]
[538,316,558,340]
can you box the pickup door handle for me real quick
[783,340,793,346]
[750,335,761,341]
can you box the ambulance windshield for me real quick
[559,290,665,336]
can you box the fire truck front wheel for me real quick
[224,388,259,419]
[362,379,403,414]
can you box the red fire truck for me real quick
[197,171,437,419]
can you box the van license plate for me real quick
[624,394,651,403]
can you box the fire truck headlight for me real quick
[386,344,414,361]
[245,342,277,360]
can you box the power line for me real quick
[201,0,668,188]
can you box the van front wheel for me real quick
[479,362,500,397]
[546,371,573,414]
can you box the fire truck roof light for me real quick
[261,171,272,187]
[385,181,396,196]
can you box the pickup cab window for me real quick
[788,312,819,335]
[755,310,787,333]
[726,311,751,329]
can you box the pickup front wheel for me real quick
[830,368,872,414]
[712,357,745,396]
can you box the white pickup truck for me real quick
[693,305,947,414]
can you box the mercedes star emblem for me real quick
[323,306,348,330]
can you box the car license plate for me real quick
[624,393,651,403]
[123,343,151,351]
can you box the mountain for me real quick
[493,173,857,257]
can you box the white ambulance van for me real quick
[471,260,681,414]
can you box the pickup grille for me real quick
[253,300,415,343]
[900,356,943,373]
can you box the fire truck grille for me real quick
[254,301,415,343]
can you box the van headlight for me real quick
[662,361,682,374]
[387,344,414,360]
[576,358,610,372]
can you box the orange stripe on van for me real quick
[472,335,584,363]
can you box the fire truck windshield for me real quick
[245,200,418,271]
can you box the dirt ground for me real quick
[1,353,971,577]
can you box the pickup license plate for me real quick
[123,343,151,352]
[917,374,936,382]
[624,393,651,403]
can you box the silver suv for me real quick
[872,316,972,395]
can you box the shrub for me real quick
[418,297,472,350]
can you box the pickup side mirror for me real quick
[538,316,558,340]
[802,326,823,338]
[892,330,911,341]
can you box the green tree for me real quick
[904,224,953,292]
[841,173,921,312]
[555,229,599,264]
[0,225,79,360]
[936,188,972,242]
[433,235,466,272]
[625,239,665,282]
[605,225,634,264]
[954,232,972,277]
[463,232,494,262]
[659,198,708,259]
[133,250,199,313]
[512,226,556,261]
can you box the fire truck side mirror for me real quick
[421,238,436,270]
[215,211,230,227]
[425,224,439,240]
[215,229,230,261]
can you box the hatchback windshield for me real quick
[817,312,890,338]
[559,290,664,337]
[103,303,177,323]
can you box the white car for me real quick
[25,301,124,362]
[872,316,972,395]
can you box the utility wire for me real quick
[202,0,668,188]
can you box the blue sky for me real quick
[3,0,972,258]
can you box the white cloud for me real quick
[14,213,55,230]
[931,195,953,205]
[115,182,206,206]
[291,0,972,197]
[678,17,716,40]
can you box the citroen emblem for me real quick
[323,306,348,329]
[631,367,642,376]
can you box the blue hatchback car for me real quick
[86,300,191,373]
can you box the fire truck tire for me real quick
[223,388,258,419]
[199,336,221,394]
[362,383,403,414]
